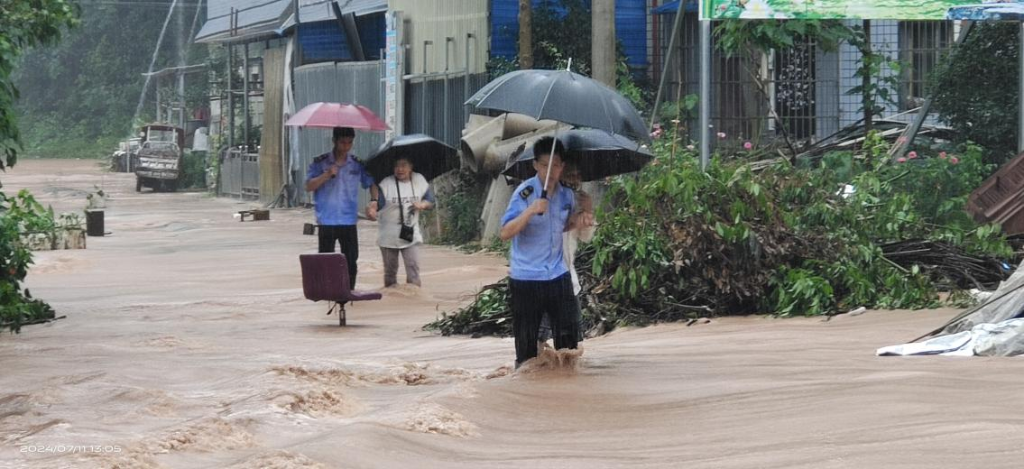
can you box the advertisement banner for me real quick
[700,0,1024,21]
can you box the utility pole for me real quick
[592,0,616,86]
[519,0,533,69]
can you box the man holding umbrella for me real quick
[500,136,595,368]
[305,126,380,289]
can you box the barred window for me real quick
[899,21,953,110]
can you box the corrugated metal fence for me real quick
[293,60,386,206]
[405,72,490,148]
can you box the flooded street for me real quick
[2,159,1023,468]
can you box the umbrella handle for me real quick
[535,190,548,216]
[537,131,558,216]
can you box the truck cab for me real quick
[135,124,185,192]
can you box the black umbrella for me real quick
[465,69,650,145]
[502,129,654,182]
[361,134,459,182]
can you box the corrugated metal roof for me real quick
[968,152,1024,236]
[278,0,388,32]
[196,0,291,43]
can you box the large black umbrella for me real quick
[465,69,651,145]
[361,134,459,183]
[502,129,654,182]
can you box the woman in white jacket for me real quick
[538,163,595,345]
[375,157,435,287]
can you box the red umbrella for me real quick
[285,102,389,131]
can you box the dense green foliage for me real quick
[427,132,1012,337]
[0,190,58,332]
[14,0,206,159]
[931,22,1020,166]
[2,0,79,333]
[1,0,79,171]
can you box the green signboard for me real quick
[700,0,1024,21]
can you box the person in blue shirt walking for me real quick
[305,127,380,289]
[500,136,595,368]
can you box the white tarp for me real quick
[879,261,1024,357]
[877,319,1024,357]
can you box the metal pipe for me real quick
[227,21,234,150]
[649,7,685,131]
[422,40,433,133]
[445,37,454,144]
[422,40,433,74]
[243,42,250,151]
[1019,21,1024,153]
[465,32,475,117]
[699,19,711,171]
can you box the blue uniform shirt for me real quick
[306,152,374,226]
[501,177,576,281]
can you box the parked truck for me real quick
[134,124,185,192]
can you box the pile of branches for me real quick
[881,239,1009,290]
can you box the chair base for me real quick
[327,302,347,327]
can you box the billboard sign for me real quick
[700,0,1024,21]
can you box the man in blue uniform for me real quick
[305,127,379,289]
[500,136,594,368]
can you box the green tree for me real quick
[1,0,79,332]
[13,0,207,158]
[931,22,1019,166]
[1,0,78,171]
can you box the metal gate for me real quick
[219,148,260,199]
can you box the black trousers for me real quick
[510,273,580,366]
[318,225,359,289]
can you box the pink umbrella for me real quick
[285,102,389,131]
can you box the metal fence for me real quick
[405,72,490,148]
[292,60,386,206]
[657,13,843,145]
[656,15,957,146]
[219,148,261,199]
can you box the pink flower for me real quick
[907,151,917,159]
[897,157,907,163]
[743,141,753,150]
[950,157,959,165]
[938,152,947,160]
[716,132,726,139]
[651,129,663,139]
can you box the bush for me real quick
[435,169,483,245]
[1,190,57,332]
[179,151,208,189]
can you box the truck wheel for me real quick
[165,181,178,192]
[135,178,143,192]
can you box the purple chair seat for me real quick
[300,253,381,325]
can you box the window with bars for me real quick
[899,21,953,110]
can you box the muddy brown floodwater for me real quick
[2,159,1023,469]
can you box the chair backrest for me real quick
[299,253,351,302]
